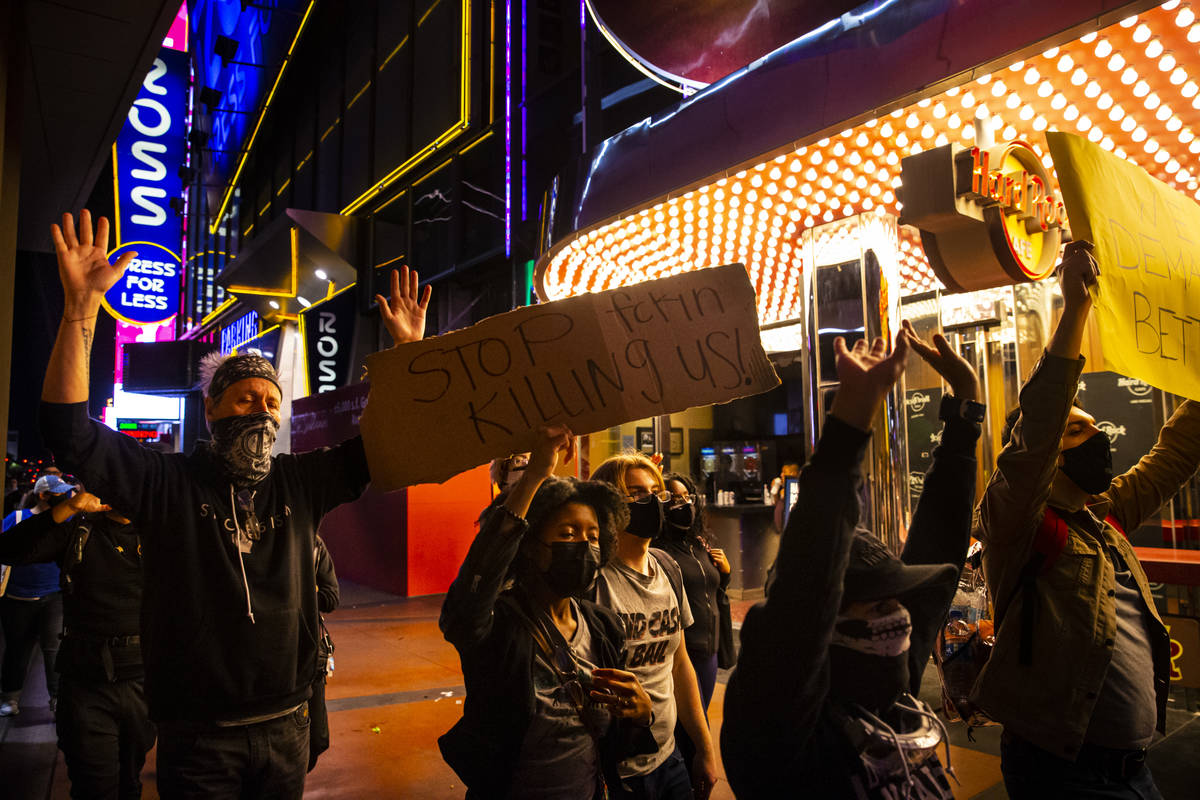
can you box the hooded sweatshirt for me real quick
[40,401,370,723]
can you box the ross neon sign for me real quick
[108,47,187,326]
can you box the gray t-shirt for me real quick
[1084,547,1158,749]
[509,601,612,799]
[592,555,693,778]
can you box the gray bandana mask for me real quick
[210,412,279,486]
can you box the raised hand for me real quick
[589,668,653,726]
[375,265,432,346]
[829,334,909,431]
[708,547,731,575]
[901,320,980,400]
[1057,239,1098,311]
[50,210,134,313]
[524,424,575,483]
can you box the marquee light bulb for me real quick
[1076,115,1092,132]
[1190,24,1200,43]
[1119,15,1137,28]
[1023,68,1039,85]
[948,112,961,128]
[1156,105,1173,121]
[1133,23,1152,42]
[1085,81,1101,98]
[1146,93,1161,110]
[961,91,976,108]
[1111,105,1127,123]
[1121,68,1137,85]
[1095,39,1113,58]
[1071,68,1087,86]
[1033,116,1048,132]
[1006,93,1021,109]
[1160,54,1178,72]
[1081,32,1098,43]
[1088,127,1103,143]
[1058,54,1074,72]
[1020,105,1034,120]
[1107,53,1125,72]
[1179,7,1196,27]
[1168,115,1184,132]
[1051,93,1067,109]
[1101,137,1115,151]
[1064,104,1080,121]
[1004,125,1018,140]
[1146,40,1164,59]
[1171,67,1187,85]
[1132,126,1148,142]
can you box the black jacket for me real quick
[0,508,143,680]
[651,531,730,657]
[439,506,656,798]
[40,401,370,723]
[721,411,981,798]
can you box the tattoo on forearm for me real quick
[80,324,93,383]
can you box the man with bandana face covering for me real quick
[974,243,1200,799]
[721,322,985,799]
[38,210,432,798]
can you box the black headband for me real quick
[208,353,281,399]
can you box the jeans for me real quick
[0,592,63,698]
[621,746,692,800]
[689,649,718,711]
[56,675,155,800]
[1001,731,1165,800]
[156,702,311,800]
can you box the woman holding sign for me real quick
[438,425,658,799]
[590,454,721,800]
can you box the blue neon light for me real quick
[190,0,308,194]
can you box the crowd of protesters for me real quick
[0,207,1190,800]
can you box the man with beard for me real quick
[721,320,984,799]
[973,243,1198,799]
[38,210,430,798]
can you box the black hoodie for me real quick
[40,401,370,723]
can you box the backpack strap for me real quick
[995,507,1069,667]
[649,547,685,613]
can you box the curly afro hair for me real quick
[490,476,629,579]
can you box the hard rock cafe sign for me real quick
[899,141,1068,293]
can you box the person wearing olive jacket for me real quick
[973,242,1198,799]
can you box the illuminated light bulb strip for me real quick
[541,2,1200,306]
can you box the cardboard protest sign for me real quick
[1046,132,1200,400]
[360,263,780,489]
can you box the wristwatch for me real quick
[939,394,986,423]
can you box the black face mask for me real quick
[665,501,695,534]
[209,411,279,486]
[828,646,910,712]
[1060,429,1113,495]
[45,492,74,509]
[543,541,600,598]
[626,496,664,539]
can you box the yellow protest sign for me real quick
[1046,132,1200,400]
[360,264,780,490]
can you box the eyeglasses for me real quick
[669,493,699,506]
[625,488,672,503]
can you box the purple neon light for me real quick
[505,0,512,258]
[521,0,527,222]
